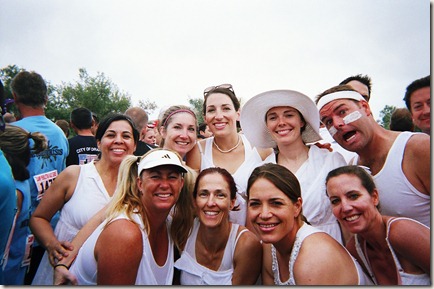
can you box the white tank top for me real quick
[271,223,373,285]
[351,132,430,227]
[174,218,248,285]
[70,212,174,285]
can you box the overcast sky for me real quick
[1,0,430,120]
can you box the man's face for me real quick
[347,80,370,101]
[410,86,430,135]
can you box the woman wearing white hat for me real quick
[240,90,346,244]
[62,149,194,285]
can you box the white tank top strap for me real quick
[355,235,378,284]
[234,228,249,246]
[197,141,204,155]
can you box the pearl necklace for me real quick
[213,135,241,153]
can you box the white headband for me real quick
[317,91,365,111]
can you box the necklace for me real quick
[213,135,241,153]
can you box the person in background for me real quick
[4,112,16,123]
[67,149,193,285]
[66,107,99,166]
[339,74,372,102]
[174,167,261,285]
[11,70,69,284]
[187,84,272,226]
[0,80,20,284]
[389,108,414,132]
[403,75,430,135]
[55,120,70,138]
[29,114,138,285]
[240,89,346,244]
[142,124,157,146]
[326,165,430,285]
[197,122,213,139]
[90,112,99,136]
[0,124,47,285]
[125,107,155,155]
[316,85,430,227]
[247,163,372,285]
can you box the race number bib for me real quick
[33,170,58,201]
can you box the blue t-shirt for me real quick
[0,150,17,284]
[14,116,69,241]
[3,180,31,285]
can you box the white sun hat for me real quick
[138,149,187,175]
[240,89,322,148]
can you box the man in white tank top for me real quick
[316,85,430,227]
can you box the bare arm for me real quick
[53,206,107,285]
[232,229,262,285]
[388,218,430,275]
[29,165,80,265]
[95,219,143,285]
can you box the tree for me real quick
[378,104,396,129]
[0,64,23,100]
[188,96,204,125]
[46,68,132,121]
[138,99,158,117]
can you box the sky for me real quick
[0,0,430,120]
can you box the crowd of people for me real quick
[0,70,430,285]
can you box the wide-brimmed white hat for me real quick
[138,149,187,175]
[240,89,322,148]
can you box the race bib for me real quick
[33,170,58,201]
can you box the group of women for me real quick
[26,84,429,285]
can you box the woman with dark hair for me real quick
[30,114,138,285]
[186,84,272,226]
[0,124,47,284]
[326,165,430,285]
[174,167,261,285]
[247,163,372,285]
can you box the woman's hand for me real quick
[53,265,78,285]
[47,240,74,266]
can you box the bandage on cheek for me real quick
[327,111,362,137]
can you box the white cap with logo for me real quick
[138,149,187,175]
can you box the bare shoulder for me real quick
[406,133,430,155]
[100,218,142,242]
[235,227,262,252]
[386,217,430,247]
[295,232,357,285]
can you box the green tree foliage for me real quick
[378,104,396,129]
[138,99,158,117]
[46,68,132,121]
[188,96,204,125]
[0,64,23,100]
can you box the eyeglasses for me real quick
[203,84,234,96]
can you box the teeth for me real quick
[156,193,171,197]
[176,142,188,145]
[215,123,226,129]
[277,129,290,135]
[204,211,218,216]
[113,149,125,152]
[259,224,276,228]
[345,215,359,222]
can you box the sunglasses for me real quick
[203,84,234,96]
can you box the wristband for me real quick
[54,263,70,270]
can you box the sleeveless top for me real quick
[271,223,373,285]
[263,145,345,244]
[351,132,430,227]
[70,212,174,285]
[174,218,248,285]
[198,134,264,225]
[354,217,430,285]
[32,161,112,285]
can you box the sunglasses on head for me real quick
[203,84,234,96]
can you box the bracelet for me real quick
[54,263,70,270]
